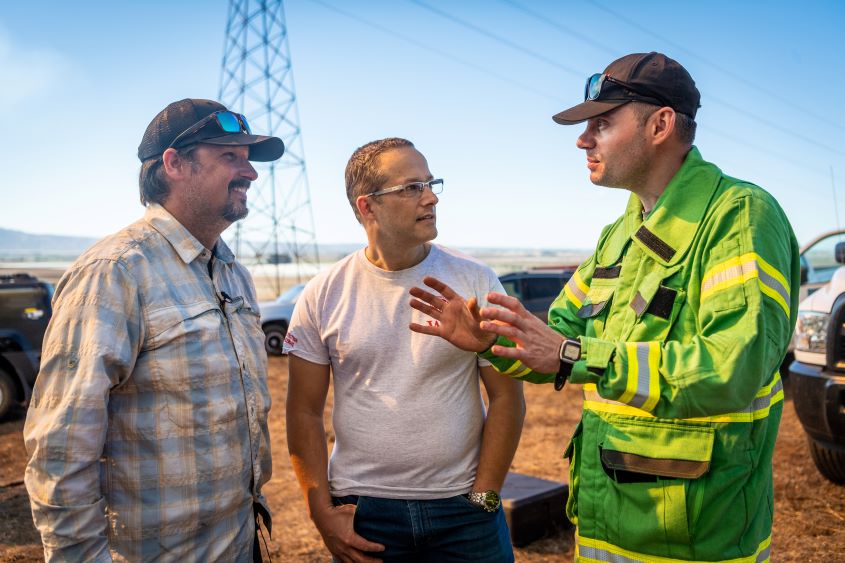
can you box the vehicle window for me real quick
[500,280,522,300]
[0,288,46,321]
[803,232,845,284]
[523,277,564,301]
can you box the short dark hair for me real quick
[345,137,415,222]
[629,102,696,146]
[138,145,199,206]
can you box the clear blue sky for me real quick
[1,0,843,251]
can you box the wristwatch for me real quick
[465,490,501,512]
[555,338,581,391]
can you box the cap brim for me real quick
[202,133,285,162]
[552,99,631,125]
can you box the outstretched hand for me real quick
[478,292,564,375]
[409,276,497,352]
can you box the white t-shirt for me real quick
[284,244,505,499]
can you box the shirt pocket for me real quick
[142,300,244,431]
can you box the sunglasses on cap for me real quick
[584,73,673,109]
[168,110,252,150]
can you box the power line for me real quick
[410,0,845,159]
[307,0,561,102]
[307,0,831,180]
[495,0,616,58]
[588,0,845,131]
[408,0,583,79]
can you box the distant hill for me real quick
[0,226,589,267]
[0,228,98,260]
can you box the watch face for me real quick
[482,491,501,511]
[562,340,581,362]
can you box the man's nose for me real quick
[421,186,439,206]
[241,160,258,181]
[576,128,593,150]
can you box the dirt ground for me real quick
[1,359,844,562]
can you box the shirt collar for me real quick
[144,204,235,265]
[625,146,722,266]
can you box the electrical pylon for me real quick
[219,0,319,295]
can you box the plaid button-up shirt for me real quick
[24,204,272,562]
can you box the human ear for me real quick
[650,108,676,146]
[356,195,375,219]
[161,148,191,180]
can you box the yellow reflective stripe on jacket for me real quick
[617,342,660,412]
[575,532,771,562]
[500,360,532,378]
[700,252,790,317]
[564,269,589,309]
[583,371,783,423]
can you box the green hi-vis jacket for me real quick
[483,148,800,562]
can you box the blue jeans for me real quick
[332,494,514,562]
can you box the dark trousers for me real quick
[332,494,514,562]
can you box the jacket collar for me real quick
[626,146,722,266]
[144,204,235,265]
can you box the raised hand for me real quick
[409,276,497,352]
[478,292,564,374]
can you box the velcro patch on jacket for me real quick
[635,226,676,262]
[577,301,609,318]
[629,288,676,318]
[601,449,710,479]
[593,265,621,279]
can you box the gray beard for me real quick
[223,202,249,223]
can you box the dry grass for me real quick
[1,359,844,561]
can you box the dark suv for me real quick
[0,274,53,419]
[498,268,575,320]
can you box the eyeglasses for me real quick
[366,179,444,199]
[584,73,673,109]
[168,110,252,150]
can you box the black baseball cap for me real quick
[137,98,285,162]
[553,52,701,125]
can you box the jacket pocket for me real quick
[626,268,687,344]
[599,418,714,549]
[563,421,583,525]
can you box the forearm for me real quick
[25,404,111,562]
[472,382,525,492]
[287,410,333,521]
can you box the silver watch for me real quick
[465,490,501,512]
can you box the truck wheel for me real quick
[0,369,15,420]
[263,322,288,356]
[808,438,845,484]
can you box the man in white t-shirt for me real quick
[284,138,525,562]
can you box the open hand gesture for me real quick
[409,276,497,352]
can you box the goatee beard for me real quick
[224,180,251,222]
[223,203,248,222]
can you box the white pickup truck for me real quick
[790,229,845,483]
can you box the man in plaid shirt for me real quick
[24,99,284,562]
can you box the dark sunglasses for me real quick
[168,110,252,150]
[584,73,673,109]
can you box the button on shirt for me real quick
[24,204,272,562]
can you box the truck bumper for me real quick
[790,360,845,448]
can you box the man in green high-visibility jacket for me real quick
[409,52,800,562]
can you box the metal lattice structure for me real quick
[219,0,319,295]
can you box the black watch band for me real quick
[554,359,572,391]
[555,338,581,391]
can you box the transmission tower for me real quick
[219,0,319,295]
